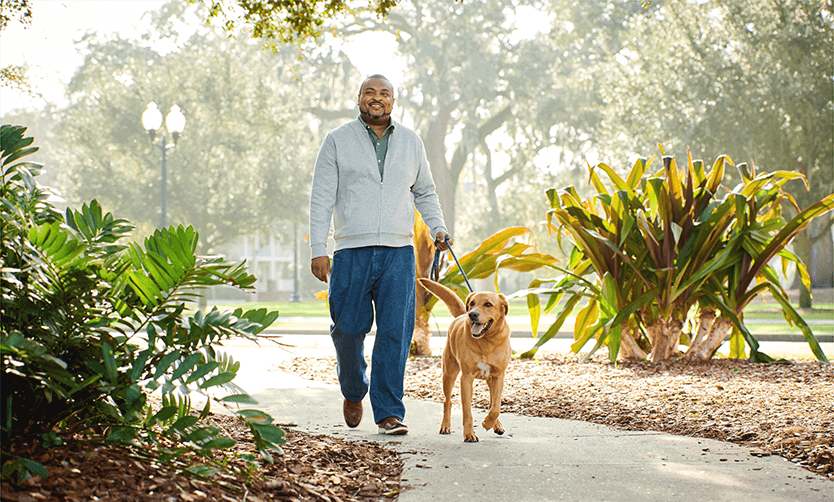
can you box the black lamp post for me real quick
[291,222,301,302]
[142,102,185,228]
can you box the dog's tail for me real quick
[418,278,466,318]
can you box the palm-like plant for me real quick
[411,211,557,355]
[521,146,833,364]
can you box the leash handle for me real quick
[432,235,473,293]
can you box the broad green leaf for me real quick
[152,349,183,379]
[221,393,258,404]
[764,284,828,363]
[198,371,237,389]
[599,273,619,319]
[184,465,222,478]
[526,293,541,338]
[200,437,237,450]
[574,300,599,341]
[519,294,582,359]
[250,423,286,446]
[153,406,178,423]
[237,409,273,425]
[102,342,117,383]
[172,352,204,381]
[594,162,629,192]
[741,194,834,289]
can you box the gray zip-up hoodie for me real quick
[309,118,448,259]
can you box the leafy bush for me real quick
[1,124,284,481]
[520,147,834,364]
[411,210,557,355]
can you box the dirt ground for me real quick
[1,414,403,502]
[3,321,832,501]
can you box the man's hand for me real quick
[311,256,331,283]
[435,231,453,251]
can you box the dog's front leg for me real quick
[440,356,459,434]
[482,373,505,435]
[460,373,479,442]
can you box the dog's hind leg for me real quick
[439,349,459,435]
[482,374,505,435]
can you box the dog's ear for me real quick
[465,292,477,310]
[498,293,509,315]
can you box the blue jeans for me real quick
[328,246,415,424]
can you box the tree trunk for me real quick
[811,218,834,288]
[645,318,682,364]
[411,314,432,356]
[424,113,456,236]
[410,216,441,356]
[618,323,647,361]
[684,310,732,361]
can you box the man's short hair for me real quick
[360,74,395,96]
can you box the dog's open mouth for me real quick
[470,319,493,338]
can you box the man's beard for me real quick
[363,104,390,120]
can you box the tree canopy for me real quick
[51,3,346,251]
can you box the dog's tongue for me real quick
[471,323,486,336]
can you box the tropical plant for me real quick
[1,125,284,483]
[411,211,557,355]
[519,147,834,364]
[593,0,834,307]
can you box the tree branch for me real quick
[308,106,355,121]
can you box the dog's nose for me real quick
[468,310,480,322]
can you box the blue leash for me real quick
[431,235,473,293]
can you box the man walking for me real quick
[309,74,451,435]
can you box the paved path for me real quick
[219,339,833,502]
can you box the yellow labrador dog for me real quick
[418,278,511,442]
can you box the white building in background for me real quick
[205,226,305,302]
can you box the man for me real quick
[309,74,451,435]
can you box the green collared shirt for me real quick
[359,116,394,177]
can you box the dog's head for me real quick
[464,291,509,339]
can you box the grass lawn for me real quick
[202,298,832,332]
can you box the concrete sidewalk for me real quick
[220,340,833,502]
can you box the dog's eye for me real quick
[484,302,492,307]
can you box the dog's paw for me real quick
[439,425,452,435]
[491,418,504,435]
[464,433,480,443]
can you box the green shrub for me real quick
[1,124,284,482]
[520,147,834,364]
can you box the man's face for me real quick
[358,78,395,122]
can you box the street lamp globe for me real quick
[166,104,186,143]
[141,102,163,135]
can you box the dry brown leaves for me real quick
[1,415,402,502]
[276,353,834,479]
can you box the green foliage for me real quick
[591,0,833,305]
[414,210,557,322]
[519,147,834,363]
[1,125,284,482]
[53,4,334,249]
[193,0,397,44]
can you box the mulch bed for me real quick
[1,415,403,502]
[3,351,832,501]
